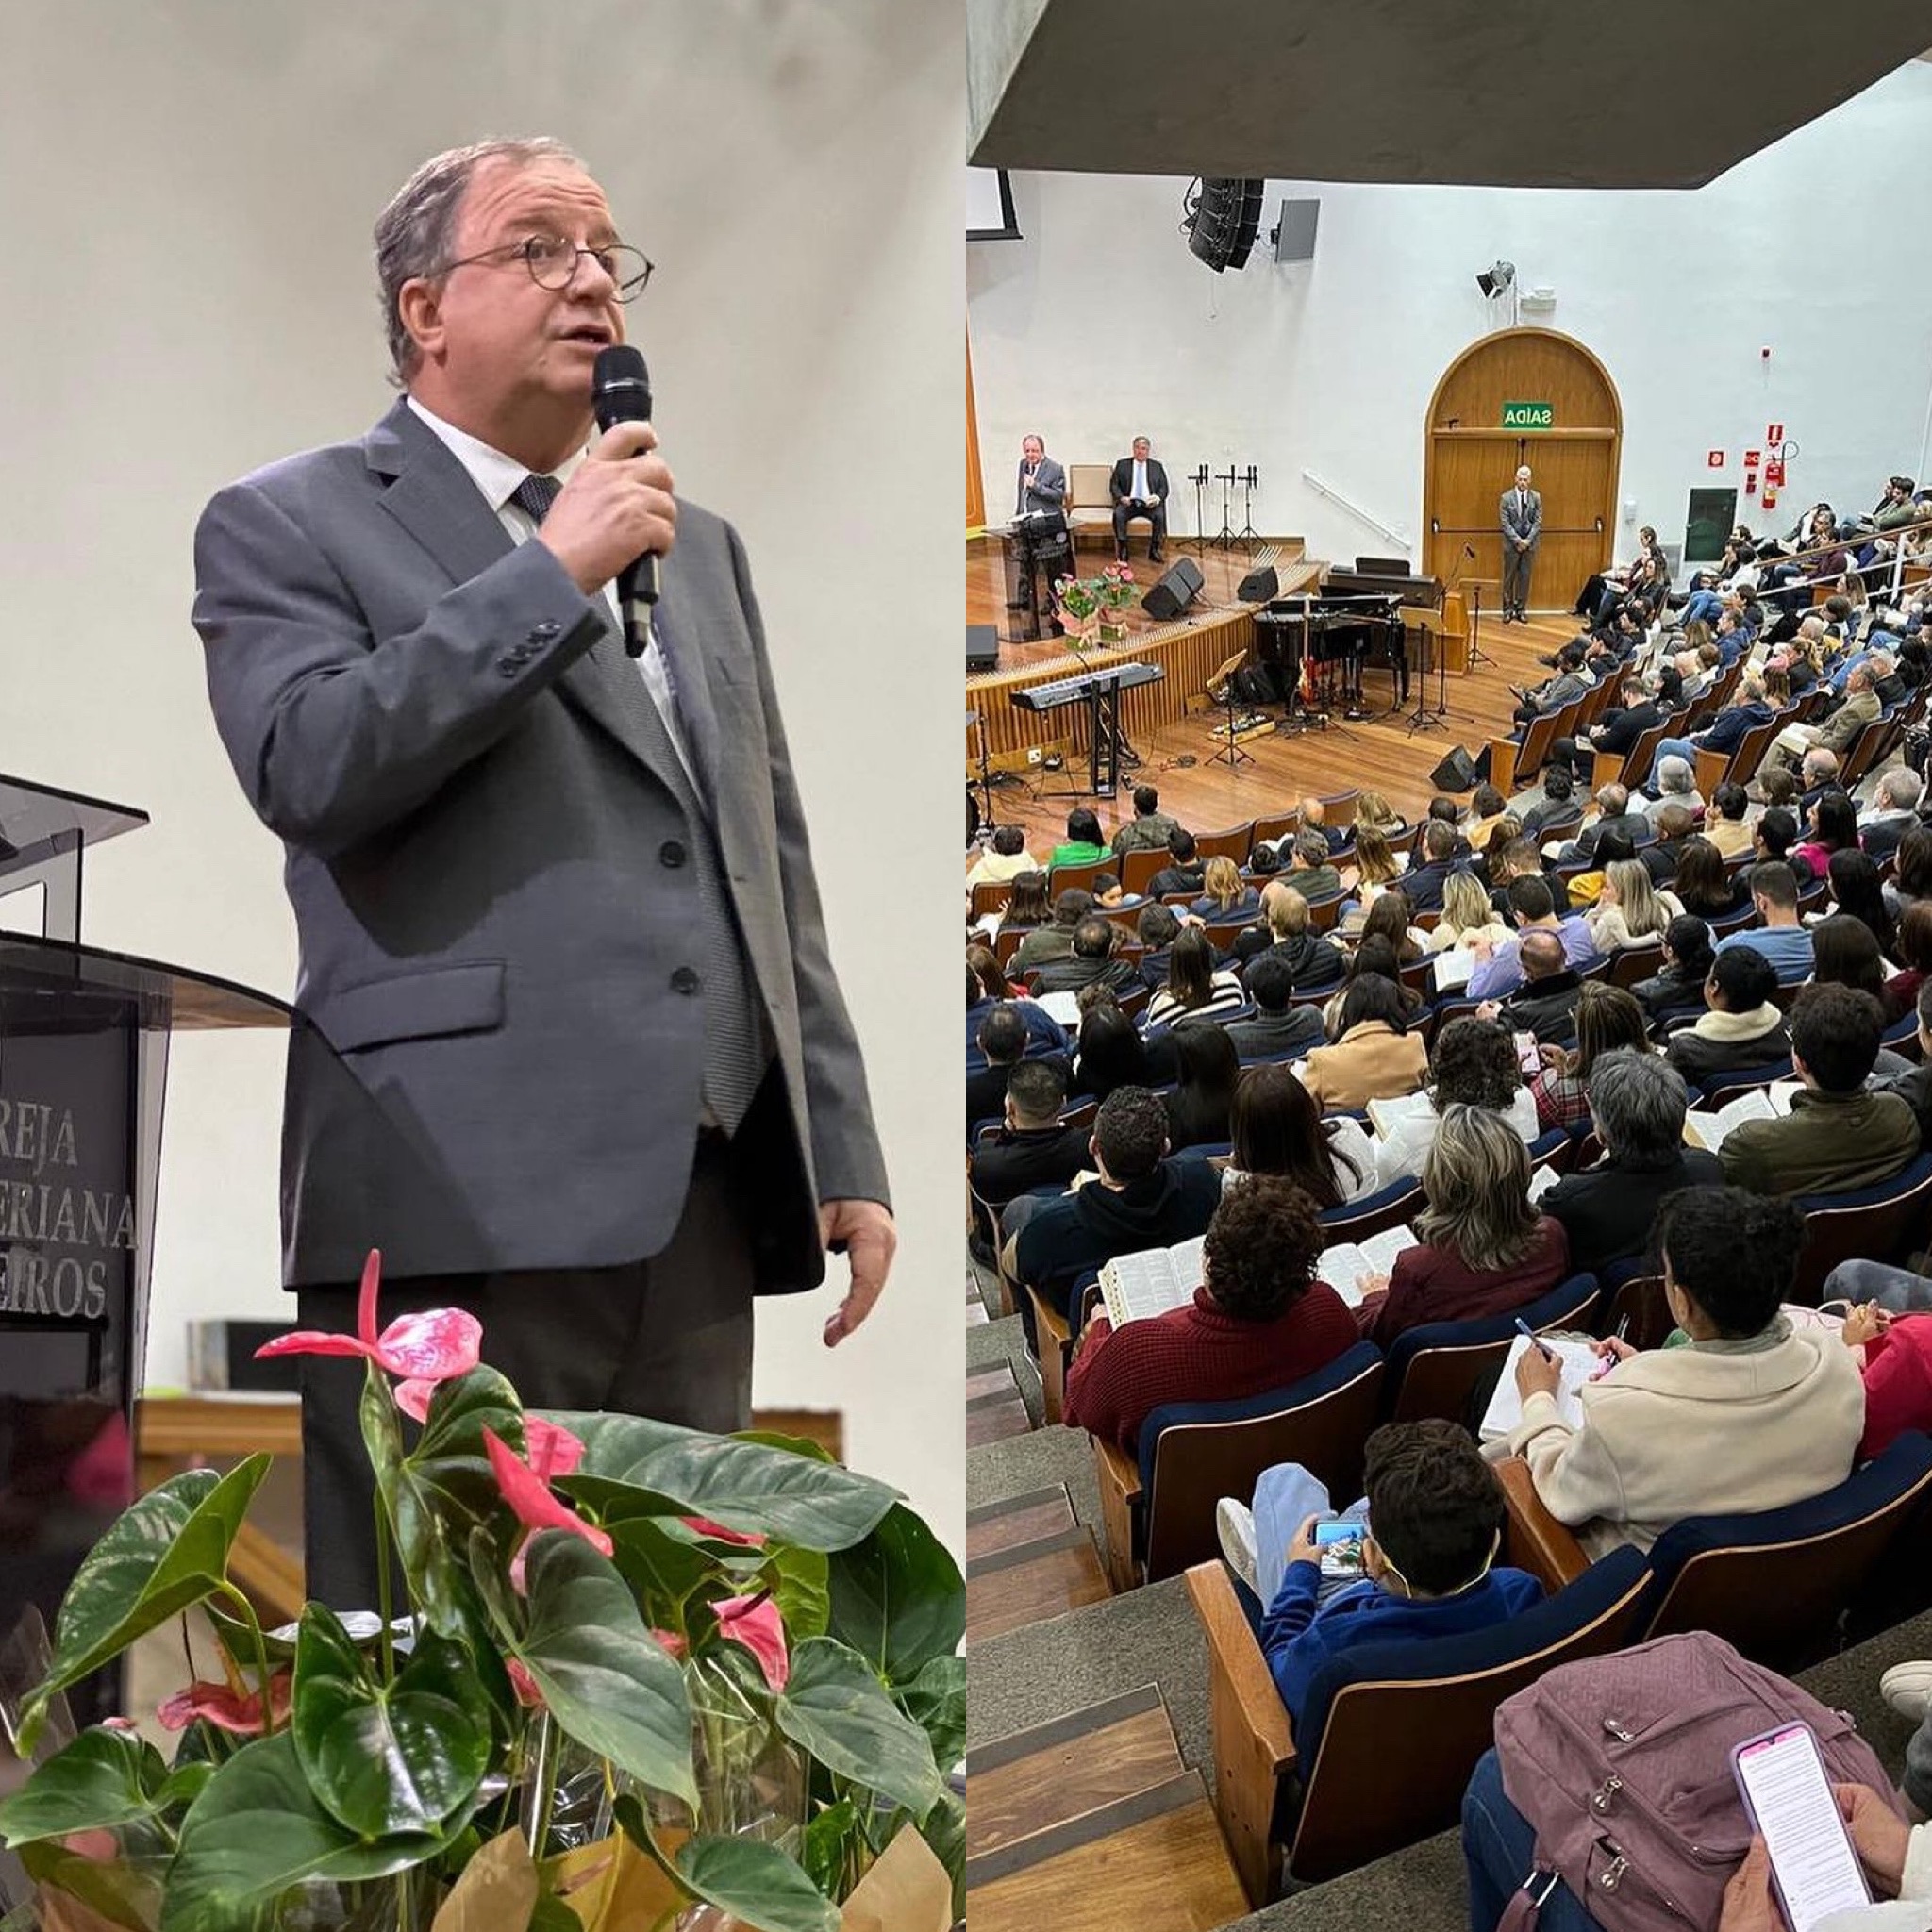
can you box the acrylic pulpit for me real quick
[0,775,291,1727]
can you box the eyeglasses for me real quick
[433,234,655,303]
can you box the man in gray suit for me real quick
[192,136,894,1607]
[1015,434,1067,518]
[1500,463,1542,622]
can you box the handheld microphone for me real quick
[591,343,659,657]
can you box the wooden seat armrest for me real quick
[1093,1434,1143,1594]
[1186,1559,1295,1907]
[1495,1455,1590,1591]
[1489,739,1519,798]
[1026,1286,1074,1425]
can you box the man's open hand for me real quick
[819,1199,896,1345]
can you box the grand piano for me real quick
[1251,557,1443,715]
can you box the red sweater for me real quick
[1859,1316,1932,1461]
[1063,1283,1361,1453]
[1358,1217,1571,1351]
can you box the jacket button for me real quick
[528,620,561,641]
[659,840,687,868]
[497,659,519,677]
[671,966,701,995]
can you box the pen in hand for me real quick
[1514,1316,1556,1364]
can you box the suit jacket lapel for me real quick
[365,401,671,781]
[649,591,723,802]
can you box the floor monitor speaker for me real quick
[1142,558,1205,622]
[1237,564,1278,602]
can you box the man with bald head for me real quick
[1478,927,1585,1043]
[193,136,893,1607]
[1500,464,1542,622]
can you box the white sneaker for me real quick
[1216,1497,1259,1596]
[1881,1660,1932,1724]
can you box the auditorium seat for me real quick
[1789,1151,1932,1304]
[1186,1543,1649,1902]
[1094,1341,1385,1592]
[1383,1273,1602,1425]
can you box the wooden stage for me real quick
[966,532,1584,850]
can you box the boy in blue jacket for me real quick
[1222,1420,1544,1729]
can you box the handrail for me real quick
[1737,508,1932,607]
[1301,468,1407,550]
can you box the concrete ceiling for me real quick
[968,0,1931,189]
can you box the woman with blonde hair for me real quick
[1339,824,1404,909]
[1353,790,1407,842]
[1586,858,1681,954]
[1429,871,1511,954]
[1191,853,1262,921]
[1355,1105,1570,1348]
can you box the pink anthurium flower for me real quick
[711,1594,789,1693]
[505,1657,546,1710]
[393,1378,437,1424]
[158,1670,291,1736]
[62,1829,119,1863]
[484,1426,612,1593]
[681,1516,765,1548]
[525,1416,585,1480]
[651,1628,689,1660]
[255,1250,481,1384]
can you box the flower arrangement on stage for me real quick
[1051,563,1138,650]
[0,1253,961,1932]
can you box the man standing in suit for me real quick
[1109,436,1169,563]
[1015,434,1067,518]
[192,137,894,1607]
[1500,464,1542,623]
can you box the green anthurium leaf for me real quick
[360,1359,463,1639]
[157,1759,216,1811]
[17,1839,162,1930]
[799,1795,859,1900]
[205,1599,301,1666]
[603,1516,719,1630]
[159,1727,459,1932]
[527,1895,583,1932]
[920,1785,967,1923]
[510,1532,696,1808]
[763,1541,831,1645]
[826,1503,964,1685]
[291,1606,492,1838]
[548,1412,897,1551]
[18,1458,271,1753]
[733,1428,838,1464]
[405,1364,526,1524]
[896,1653,966,1777]
[773,1638,942,1824]
[616,1794,839,1932]
[0,1725,167,1846]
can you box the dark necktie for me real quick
[509,472,769,1130]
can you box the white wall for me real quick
[971,61,1932,567]
[0,1,963,1544]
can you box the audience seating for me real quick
[1119,847,1169,896]
[1789,1151,1932,1304]
[1382,1273,1602,1425]
[970,878,1014,920]
[1094,1342,1386,1592]
[1595,1273,1673,1351]
[1495,1433,1932,1675]
[1185,1544,1650,1902]
[1250,809,1299,852]
[1195,822,1257,862]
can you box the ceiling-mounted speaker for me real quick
[1187,178,1266,274]
[1272,198,1320,264]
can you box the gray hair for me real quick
[374,136,586,385]
[1585,1048,1687,1161]
[1884,766,1925,810]
[1415,1105,1541,1274]
[1657,757,1694,797]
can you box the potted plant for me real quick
[1050,563,1137,652]
[0,1255,962,1932]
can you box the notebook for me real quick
[1478,1332,1607,1441]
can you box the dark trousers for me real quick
[1112,501,1166,557]
[295,1131,756,1611]
[1502,542,1535,614]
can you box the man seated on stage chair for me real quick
[1109,434,1169,564]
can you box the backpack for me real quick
[1491,1631,1904,1932]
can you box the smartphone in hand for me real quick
[1732,1723,1869,1931]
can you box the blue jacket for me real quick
[1261,1559,1545,1727]
[1694,699,1774,755]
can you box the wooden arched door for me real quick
[1424,329,1621,615]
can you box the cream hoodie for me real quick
[1496,1317,1868,1559]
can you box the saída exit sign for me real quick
[1502,401,1554,430]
